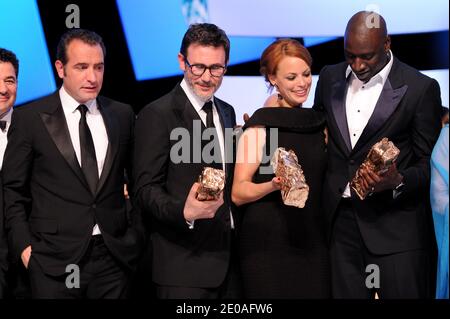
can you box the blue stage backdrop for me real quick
[0,0,447,112]
[0,0,56,105]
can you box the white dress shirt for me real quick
[342,50,394,198]
[59,86,109,234]
[180,79,234,229]
[0,107,13,170]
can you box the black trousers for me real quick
[6,261,31,299]
[156,231,242,299]
[330,199,432,299]
[29,236,130,299]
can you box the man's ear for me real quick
[384,35,391,52]
[178,53,186,72]
[55,60,65,79]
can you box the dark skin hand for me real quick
[359,162,403,194]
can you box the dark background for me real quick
[36,0,449,113]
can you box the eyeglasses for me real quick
[184,57,226,77]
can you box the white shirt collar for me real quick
[345,50,394,87]
[59,85,97,114]
[180,79,215,112]
[0,107,13,123]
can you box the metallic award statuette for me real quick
[351,137,400,200]
[271,147,309,208]
[196,167,225,201]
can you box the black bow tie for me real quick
[0,120,7,132]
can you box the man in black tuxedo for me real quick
[133,23,240,299]
[0,48,19,298]
[313,11,442,298]
[3,29,143,298]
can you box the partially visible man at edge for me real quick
[0,47,19,298]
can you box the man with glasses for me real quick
[133,23,241,299]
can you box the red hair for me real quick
[260,39,312,87]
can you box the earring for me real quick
[273,83,282,100]
[273,83,279,92]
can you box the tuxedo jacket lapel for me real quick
[39,93,88,190]
[352,76,408,154]
[214,98,230,136]
[172,85,202,133]
[96,97,119,195]
[214,98,235,175]
[39,94,120,197]
[330,78,352,153]
[171,85,204,166]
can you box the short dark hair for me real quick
[56,29,106,65]
[0,47,19,77]
[180,23,230,64]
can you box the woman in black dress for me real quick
[232,39,330,298]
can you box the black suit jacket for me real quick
[133,84,237,288]
[313,58,442,254]
[0,174,8,297]
[2,91,144,276]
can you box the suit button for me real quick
[349,160,355,165]
[92,204,96,209]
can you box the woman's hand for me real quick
[271,176,283,191]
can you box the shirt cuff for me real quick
[392,182,405,199]
[186,220,195,229]
[393,189,401,199]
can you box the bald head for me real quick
[344,11,391,82]
[345,11,387,42]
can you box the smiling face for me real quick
[178,43,226,102]
[269,56,312,107]
[0,61,17,117]
[55,39,104,104]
